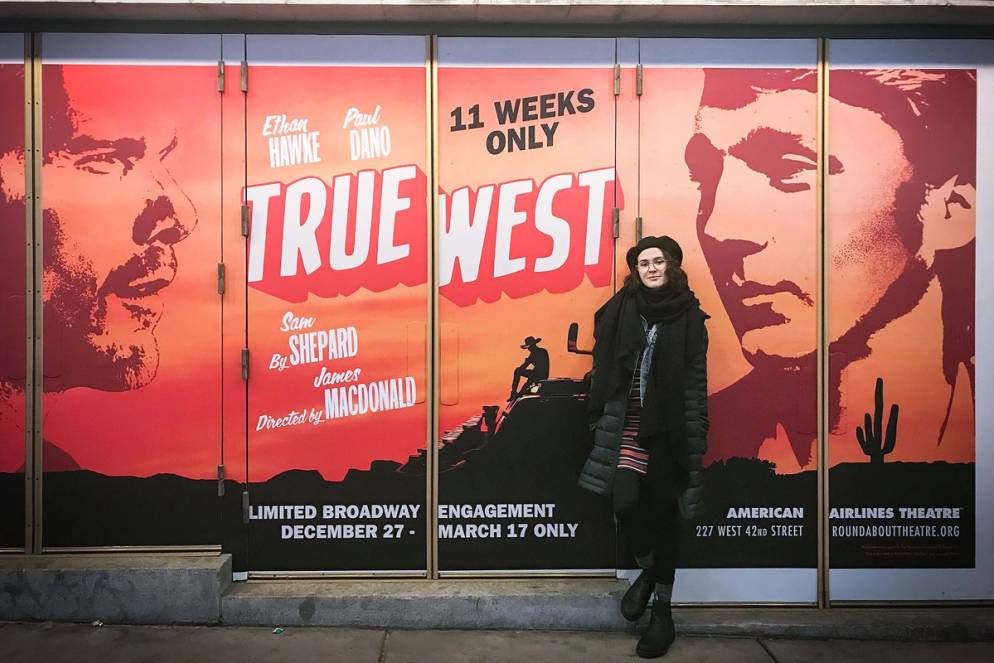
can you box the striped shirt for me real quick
[617,349,649,475]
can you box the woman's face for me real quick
[636,247,669,289]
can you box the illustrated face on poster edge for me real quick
[40,66,198,394]
[0,65,200,474]
[685,67,976,466]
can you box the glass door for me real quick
[38,33,224,549]
[435,37,620,574]
[243,35,431,574]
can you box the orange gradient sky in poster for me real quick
[437,66,617,440]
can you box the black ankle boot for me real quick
[636,600,675,658]
[621,569,656,621]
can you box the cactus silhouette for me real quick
[856,377,899,464]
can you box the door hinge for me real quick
[240,204,249,237]
[217,464,225,497]
[612,208,620,239]
[242,490,250,524]
[241,348,249,381]
[636,63,643,96]
[217,60,224,92]
[613,63,621,96]
[240,60,248,93]
[635,216,643,242]
[217,262,225,295]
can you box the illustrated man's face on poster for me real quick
[685,71,944,366]
[10,67,198,392]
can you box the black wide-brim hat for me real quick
[520,336,542,348]
[625,235,683,271]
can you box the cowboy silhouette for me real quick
[509,336,550,401]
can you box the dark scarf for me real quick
[589,284,706,453]
[635,284,693,326]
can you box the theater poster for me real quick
[827,40,994,601]
[0,33,26,550]
[31,34,224,548]
[637,39,820,603]
[242,36,429,573]
[435,38,620,573]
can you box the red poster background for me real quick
[245,65,428,483]
[0,58,26,548]
[38,64,221,479]
[0,61,26,472]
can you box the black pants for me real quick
[612,461,683,585]
[510,367,541,395]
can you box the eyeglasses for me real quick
[636,258,669,270]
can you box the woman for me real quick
[579,235,709,659]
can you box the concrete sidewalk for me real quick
[2,622,994,663]
[6,555,994,640]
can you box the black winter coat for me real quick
[578,317,709,520]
